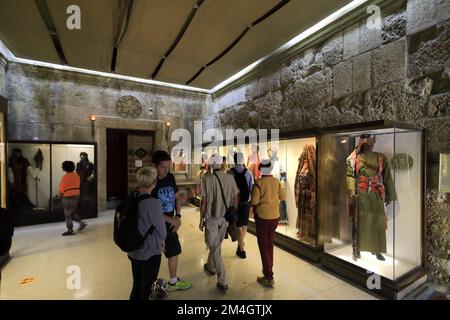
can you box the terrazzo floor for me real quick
[0,206,376,300]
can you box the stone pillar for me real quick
[0,53,7,97]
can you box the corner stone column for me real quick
[0,53,7,97]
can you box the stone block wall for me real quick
[212,0,450,285]
[5,62,208,210]
[214,0,450,150]
[6,63,206,142]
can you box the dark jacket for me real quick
[0,208,13,256]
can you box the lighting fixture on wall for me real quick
[165,121,171,150]
[90,115,96,137]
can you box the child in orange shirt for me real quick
[59,161,87,236]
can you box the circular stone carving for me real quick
[116,95,142,118]
[391,153,414,171]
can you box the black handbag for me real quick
[213,172,237,223]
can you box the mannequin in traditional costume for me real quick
[8,148,39,213]
[76,152,95,211]
[346,134,396,261]
[294,144,317,241]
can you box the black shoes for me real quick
[203,263,216,276]
[236,246,246,259]
[216,283,229,292]
[62,230,75,236]
[376,254,385,261]
[372,252,386,261]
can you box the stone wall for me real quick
[214,0,450,141]
[211,0,450,285]
[5,62,207,210]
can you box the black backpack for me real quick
[113,191,154,252]
[0,208,13,256]
[231,167,250,204]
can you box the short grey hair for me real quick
[136,166,157,188]
[208,154,223,170]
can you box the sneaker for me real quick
[62,230,76,236]
[216,282,229,292]
[167,277,192,291]
[78,222,87,231]
[203,264,216,276]
[257,276,274,288]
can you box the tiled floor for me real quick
[0,206,376,300]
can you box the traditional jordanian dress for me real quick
[346,136,396,254]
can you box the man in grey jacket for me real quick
[200,155,238,292]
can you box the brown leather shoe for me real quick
[257,276,274,287]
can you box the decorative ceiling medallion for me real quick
[116,95,142,118]
[134,148,148,159]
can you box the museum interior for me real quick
[0,0,449,300]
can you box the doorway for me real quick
[106,129,155,207]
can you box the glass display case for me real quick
[318,121,427,299]
[0,96,7,268]
[0,97,6,209]
[7,141,97,226]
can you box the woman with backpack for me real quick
[228,152,254,259]
[127,166,167,300]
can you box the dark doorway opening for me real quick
[106,129,155,208]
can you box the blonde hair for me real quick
[136,166,157,188]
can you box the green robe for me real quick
[346,151,397,253]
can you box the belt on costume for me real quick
[357,175,385,198]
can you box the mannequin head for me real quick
[12,148,23,158]
[359,134,376,152]
[268,146,278,160]
[80,152,89,161]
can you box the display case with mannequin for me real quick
[318,121,426,299]
[7,142,97,226]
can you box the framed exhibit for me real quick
[171,148,188,174]
[439,153,450,193]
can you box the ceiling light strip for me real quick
[34,0,68,65]
[150,0,205,80]
[185,0,290,85]
[211,0,369,93]
[9,55,209,93]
